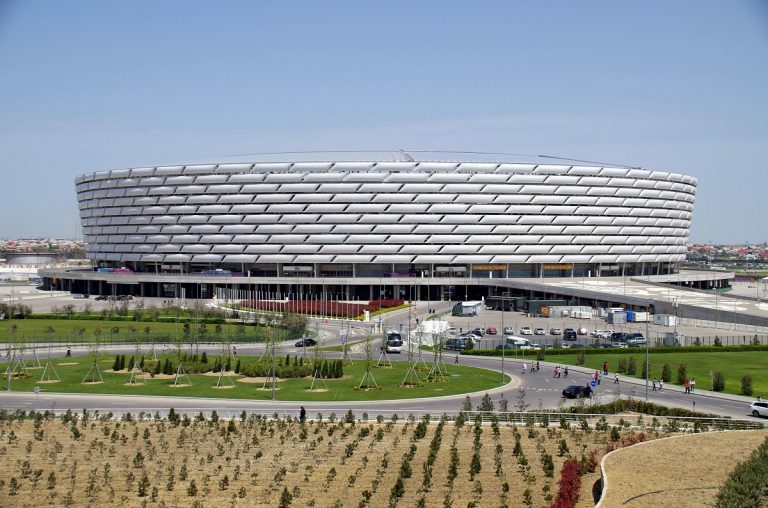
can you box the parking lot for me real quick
[444,304,766,350]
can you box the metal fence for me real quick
[16,407,764,431]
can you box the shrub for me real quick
[714,336,722,346]
[712,371,726,392]
[617,358,627,373]
[551,459,581,508]
[476,393,494,412]
[740,375,753,396]
[676,362,687,384]
[661,363,672,382]
[576,351,585,366]
[626,357,637,375]
[715,436,768,507]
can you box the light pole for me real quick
[672,296,679,337]
[645,301,650,402]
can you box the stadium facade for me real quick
[44,154,699,301]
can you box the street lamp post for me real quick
[645,302,650,402]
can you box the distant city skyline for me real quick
[0,1,766,243]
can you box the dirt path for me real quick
[598,429,768,507]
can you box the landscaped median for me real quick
[4,353,509,401]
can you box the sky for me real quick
[0,1,766,243]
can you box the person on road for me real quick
[603,361,608,375]
[652,379,657,391]
[522,362,527,374]
[65,346,71,358]
[684,379,690,394]
[299,406,306,423]
[614,373,619,384]
[690,378,696,393]
[536,361,540,372]
[564,366,569,378]
[658,379,663,391]
[232,346,237,357]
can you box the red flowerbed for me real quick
[240,299,404,318]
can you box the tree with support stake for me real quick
[82,336,104,384]
[215,340,235,388]
[145,326,157,361]
[261,328,279,397]
[39,342,60,384]
[173,362,192,387]
[127,327,145,385]
[400,296,422,387]
[414,326,429,372]
[427,331,449,382]
[357,333,380,391]
[308,335,328,392]
[375,333,393,368]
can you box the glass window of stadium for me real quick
[319,264,353,277]
[356,264,390,277]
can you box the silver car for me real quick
[750,400,768,418]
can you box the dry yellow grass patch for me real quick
[598,429,768,507]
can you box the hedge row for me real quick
[240,299,404,318]
[561,399,720,418]
[23,313,226,324]
[464,344,768,357]
[715,437,768,507]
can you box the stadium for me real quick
[43,152,700,302]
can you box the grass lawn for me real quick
[549,351,768,397]
[5,354,508,401]
[0,318,291,343]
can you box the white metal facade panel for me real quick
[77,161,695,268]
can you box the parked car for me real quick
[562,343,586,349]
[445,338,470,351]
[486,327,498,335]
[495,344,518,350]
[577,327,588,335]
[503,326,514,335]
[750,400,768,418]
[611,332,627,341]
[625,333,647,346]
[520,326,533,335]
[549,327,562,335]
[562,385,593,399]
[472,328,485,336]
[95,295,108,301]
[563,329,577,341]
[294,338,317,347]
[590,329,604,337]
[73,294,89,299]
[534,327,545,335]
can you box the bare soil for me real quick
[0,413,649,507]
[599,429,768,507]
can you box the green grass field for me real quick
[0,318,294,344]
[549,351,767,398]
[5,354,508,402]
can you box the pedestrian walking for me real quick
[522,362,527,375]
[690,378,696,393]
[597,372,601,385]
[652,379,657,391]
[536,361,540,372]
[614,373,619,384]
[684,379,690,394]
[564,366,569,378]
[232,346,237,357]
[299,406,306,423]
[65,346,71,358]
[603,361,608,375]
[658,380,663,391]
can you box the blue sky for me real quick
[1,1,766,243]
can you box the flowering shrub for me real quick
[240,299,404,318]
[550,459,581,508]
